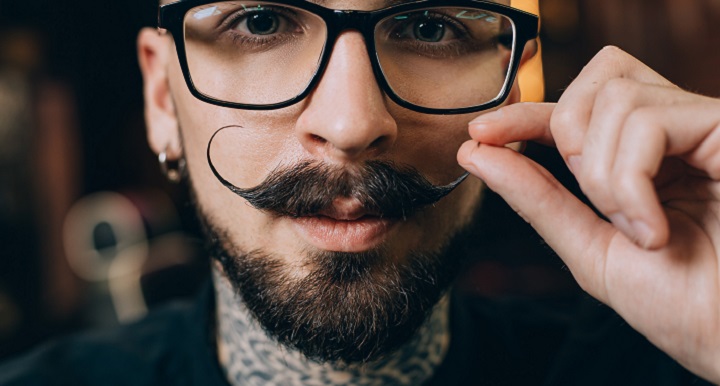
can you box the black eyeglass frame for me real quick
[159,0,539,115]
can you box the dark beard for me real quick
[195,154,474,364]
[207,125,468,219]
[203,221,466,364]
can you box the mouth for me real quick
[290,197,400,252]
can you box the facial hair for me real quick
[205,223,464,364]
[207,125,468,219]
[197,149,475,364]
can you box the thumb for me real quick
[457,141,615,303]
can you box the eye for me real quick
[391,13,463,44]
[229,7,300,37]
[245,11,280,35]
[413,18,446,42]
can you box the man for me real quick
[3,0,720,385]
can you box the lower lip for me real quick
[291,216,398,252]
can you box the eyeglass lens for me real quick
[183,2,516,110]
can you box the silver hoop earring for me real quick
[158,151,186,183]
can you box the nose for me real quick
[295,31,398,163]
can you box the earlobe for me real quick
[137,28,181,159]
[516,38,544,103]
[520,39,539,67]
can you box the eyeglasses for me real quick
[159,0,538,115]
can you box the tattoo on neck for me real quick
[213,267,451,386]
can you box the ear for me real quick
[137,28,181,160]
[519,38,539,67]
[516,38,544,103]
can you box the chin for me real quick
[203,215,470,364]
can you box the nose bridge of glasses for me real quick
[316,10,386,97]
[328,9,375,34]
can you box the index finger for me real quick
[468,47,678,154]
[469,102,557,146]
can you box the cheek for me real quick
[169,66,305,189]
[388,103,477,182]
[167,66,306,248]
[390,174,485,256]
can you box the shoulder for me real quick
[0,299,214,386]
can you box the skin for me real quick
[138,1,517,272]
[139,0,720,384]
[458,46,720,382]
[138,0,527,380]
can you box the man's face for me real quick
[140,0,520,363]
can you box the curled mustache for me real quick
[207,125,468,219]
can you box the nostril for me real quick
[370,137,385,147]
[310,134,327,145]
[370,136,389,150]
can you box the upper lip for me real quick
[316,197,381,221]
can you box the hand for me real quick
[457,46,720,382]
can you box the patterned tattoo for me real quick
[213,267,451,386]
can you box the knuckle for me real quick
[592,45,631,66]
[574,161,623,214]
[690,123,720,179]
[596,78,641,106]
[578,165,609,197]
[625,108,654,128]
[599,45,624,57]
[623,109,661,139]
[550,107,581,134]
[549,108,585,155]
[613,168,640,199]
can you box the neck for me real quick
[213,267,451,386]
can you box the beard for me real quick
[195,155,477,364]
[204,224,468,364]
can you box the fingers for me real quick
[468,46,719,250]
[610,100,720,248]
[551,46,677,161]
[468,103,556,146]
[457,141,615,303]
[567,84,692,249]
[576,82,678,213]
[471,48,676,154]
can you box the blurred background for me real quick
[0,0,719,361]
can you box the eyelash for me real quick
[391,13,470,41]
[217,6,301,48]
[386,13,482,57]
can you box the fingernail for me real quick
[609,214,656,249]
[631,220,655,249]
[567,155,582,175]
[457,142,483,176]
[608,213,632,237]
[460,157,480,176]
[470,108,504,126]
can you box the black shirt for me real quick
[0,283,711,386]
